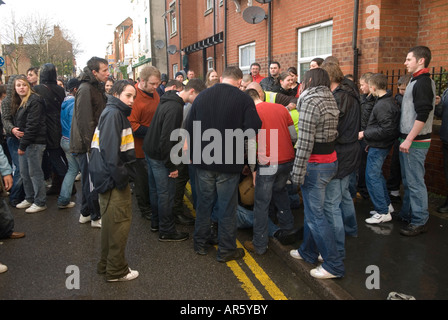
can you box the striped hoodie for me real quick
[89,95,136,194]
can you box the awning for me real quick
[132,57,152,69]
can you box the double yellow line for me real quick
[185,183,288,300]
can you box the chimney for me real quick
[18,36,24,45]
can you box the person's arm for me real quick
[399,120,425,153]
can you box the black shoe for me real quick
[209,221,218,245]
[217,248,245,263]
[174,214,195,226]
[400,223,428,236]
[159,231,189,242]
[437,198,448,213]
[195,246,209,255]
[274,228,299,245]
[150,224,159,232]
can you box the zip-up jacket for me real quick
[89,95,136,194]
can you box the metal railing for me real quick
[381,67,448,96]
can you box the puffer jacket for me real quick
[33,63,66,149]
[69,67,107,153]
[332,79,361,179]
[364,91,400,149]
[14,93,47,151]
[89,95,136,194]
[360,93,376,131]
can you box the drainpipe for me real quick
[224,0,228,67]
[268,2,272,66]
[179,0,182,70]
[352,0,360,83]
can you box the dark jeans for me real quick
[194,168,240,260]
[74,153,100,221]
[387,139,401,192]
[134,158,152,215]
[0,198,14,239]
[6,136,25,204]
[443,142,448,194]
[172,162,190,216]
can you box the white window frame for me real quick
[297,20,333,81]
[207,57,214,70]
[239,42,256,74]
[173,64,179,77]
[206,0,213,10]
[169,1,177,35]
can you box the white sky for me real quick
[0,0,132,73]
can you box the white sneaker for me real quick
[58,202,76,209]
[365,212,392,224]
[290,249,303,260]
[75,173,81,181]
[318,254,324,262]
[25,204,47,213]
[370,204,394,215]
[0,263,8,273]
[91,219,102,228]
[16,200,33,209]
[310,265,338,279]
[107,268,139,282]
[79,214,91,224]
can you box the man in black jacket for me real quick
[359,73,400,224]
[34,64,68,197]
[143,78,206,242]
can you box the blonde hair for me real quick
[12,75,33,115]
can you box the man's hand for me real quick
[169,170,179,178]
[2,174,13,191]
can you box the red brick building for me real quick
[165,0,448,195]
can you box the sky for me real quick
[0,0,132,73]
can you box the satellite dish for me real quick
[242,6,267,24]
[167,45,178,55]
[255,0,272,3]
[155,40,165,49]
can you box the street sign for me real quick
[0,57,4,67]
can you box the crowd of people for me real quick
[0,45,445,282]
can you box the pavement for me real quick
[269,191,448,300]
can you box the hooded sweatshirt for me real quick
[142,90,185,173]
[70,67,107,153]
[34,63,66,149]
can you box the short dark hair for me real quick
[27,67,39,75]
[369,73,388,91]
[311,58,324,66]
[222,66,243,81]
[287,66,298,76]
[185,78,207,94]
[302,68,331,90]
[166,79,183,89]
[109,80,135,96]
[87,57,109,72]
[409,46,432,68]
[270,61,281,69]
[250,62,261,69]
[245,88,260,100]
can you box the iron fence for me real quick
[381,67,448,96]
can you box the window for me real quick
[169,1,177,35]
[297,20,333,81]
[239,42,256,74]
[207,57,214,71]
[173,64,179,77]
[206,0,213,10]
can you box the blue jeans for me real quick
[58,137,79,206]
[366,147,391,214]
[19,144,46,207]
[193,168,240,259]
[74,153,100,221]
[146,156,176,234]
[237,205,279,237]
[7,136,25,204]
[298,161,345,277]
[399,147,429,226]
[253,162,294,254]
[324,174,357,259]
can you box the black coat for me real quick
[364,91,400,149]
[332,79,361,179]
[14,94,47,151]
[33,64,66,149]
